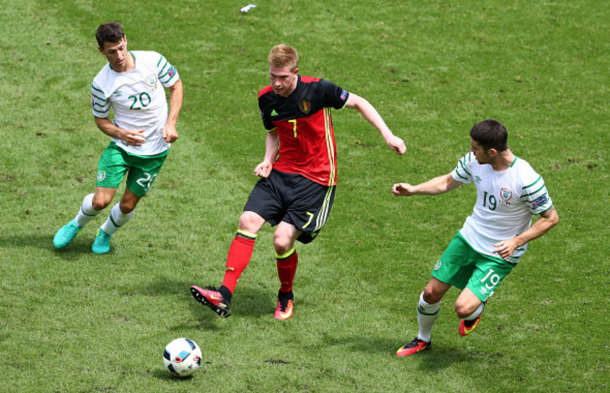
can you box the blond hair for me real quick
[268,44,299,71]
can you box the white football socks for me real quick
[100,202,135,235]
[417,291,440,343]
[75,193,102,227]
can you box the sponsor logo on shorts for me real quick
[532,194,548,208]
[434,259,442,270]
[97,170,106,182]
[299,99,311,114]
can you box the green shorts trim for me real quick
[432,232,516,302]
[96,142,168,197]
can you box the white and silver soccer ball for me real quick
[163,338,202,377]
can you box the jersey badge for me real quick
[271,109,279,116]
[500,188,513,202]
[145,74,158,92]
[340,89,348,101]
[500,188,513,206]
[434,259,442,271]
[97,170,106,182]
[91,96,95,108]
[299,99,311,114]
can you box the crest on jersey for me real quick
[299,99,311,114]
[97,170,106,182]
[500,188,513,202]
[434,260,442,271]
[145,74,158,92]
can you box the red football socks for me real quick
[221,235,256,293]
[277,249,298,293]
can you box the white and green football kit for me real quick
[54,50,181,253]
[432,152,554,302]
[451,152,553,264]
[91,50,180,156]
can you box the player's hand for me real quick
[162,124,179,143]
[386,135,406,155]
[254,160,273,178]
[392,183,415,197]
[493,238,519,260]
[122,129,146,146]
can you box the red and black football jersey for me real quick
[258,75,350,186]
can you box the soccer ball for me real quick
[163,338,202,377]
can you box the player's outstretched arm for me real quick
[493,206,559,259]
[345,93,406,155]
[162,79,183,143]
[94,116,145,146]
[393,174,463,197]
[254,130,279,178]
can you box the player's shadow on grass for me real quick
[124,280,274,327]
[0,233,96,259]
[152,367,208,381]
[413,346,480,371]
[325,335,475,371]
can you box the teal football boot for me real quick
[53,219,82,249]
[92,228,112,254]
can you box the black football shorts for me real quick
[244,169,336,244]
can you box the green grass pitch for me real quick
[0,0,608,392]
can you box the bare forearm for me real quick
[348,94,392,138]
[513,207,559,247]
[95,117,123,139]
[413,174,461,195]
[166,80,183,128]
[94,117,145,146]
[264,131,279,163]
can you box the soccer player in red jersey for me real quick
[191,44,406,319]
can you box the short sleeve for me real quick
[156,54,180,88]
[521,175,553,214]
[91,82,111,118]
[451,152,474,183]
[259,109,276,131]
[318,79,350,110]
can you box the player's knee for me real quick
[92,197,110,211]
[423,287,443,304]
[238,212,260,233]
[454,302,476,319]
[273,234,293,255]
[119,202,136,214]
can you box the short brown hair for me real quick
[268,44,299,71]
[95,22,125,48]
[470,119,508,152]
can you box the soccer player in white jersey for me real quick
[392,119,559,357]
[53,22,183,254]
